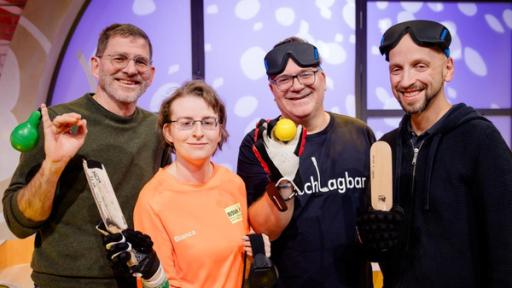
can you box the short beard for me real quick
[401,85,443,115]
[98,73,149,105]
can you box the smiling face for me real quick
[91,35,155,107]
[388,34,454,115]
[162,95,222,166]
[269,59,326,124]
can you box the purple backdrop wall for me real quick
[50,1,512,169]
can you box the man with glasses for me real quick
[3,23,169,288]
[237,37,376,287]
[358,20,512,287]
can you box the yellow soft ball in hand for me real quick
[273,118,297,142]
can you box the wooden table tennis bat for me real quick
[370,141,393,211]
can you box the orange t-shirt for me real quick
[134,165,250,288]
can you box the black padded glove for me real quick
[98,224,161,280]
[356,206,405,261]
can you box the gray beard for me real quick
[99,77,148,105]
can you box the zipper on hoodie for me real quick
[397,140,424,288]
[407,140,424,245]
[412,147,420,167]
[410,138,425,196]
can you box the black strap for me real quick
[241,251,247,288]
[248,234,265,255]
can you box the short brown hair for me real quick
[158,80,229,153]
[95,23,153,59]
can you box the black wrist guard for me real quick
[247,234,278,288]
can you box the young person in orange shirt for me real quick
[102,80,270,288]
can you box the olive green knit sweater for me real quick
[3,94,166,288]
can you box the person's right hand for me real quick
[97,224,162,280]
[41,103,87,165]
[356,206,405,261]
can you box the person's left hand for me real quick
[243,233,271,257]
[252,118,306,192]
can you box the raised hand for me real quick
[40,104,87,164]
[252,118,306,192]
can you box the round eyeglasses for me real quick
[98,54,152,73]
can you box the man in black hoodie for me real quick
[359,20,512,287]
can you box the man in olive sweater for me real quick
[3,24,168,288]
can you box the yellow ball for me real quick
[274,118,297,142]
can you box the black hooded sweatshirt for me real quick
[379,103,512,288]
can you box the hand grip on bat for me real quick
[98,224,162,280]
[356,206,405,261]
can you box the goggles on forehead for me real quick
[379,20,451,61]
[264,42,320,76]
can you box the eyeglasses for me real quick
[98,54,152,72]
[379,20,451,61]
[264,42,320,76]
[169,117,219,131]
[270,69,320,91]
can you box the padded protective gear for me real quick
[247,234,278,288]
[252,118,306,211]
[98,223,161,280]
[356,206,405,261]
[252,118,306,192]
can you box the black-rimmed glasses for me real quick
[270,69,320,91]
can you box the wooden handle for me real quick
[370,141,393,211]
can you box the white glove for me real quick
[252,118,306,193]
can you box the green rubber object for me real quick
[10,110,41,152]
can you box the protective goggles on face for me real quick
[379,20,451,61]
[264,42,320,76]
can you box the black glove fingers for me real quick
[104,232,126,249]
[266,117,279,138]
[106,242,130,259]
[122,229,154,253]
[111,249,132,265]
[103,232,124,246]
[254,119,268,141]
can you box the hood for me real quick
[397,103,489,210]
[398,103,487,136]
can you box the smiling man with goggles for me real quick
[379,19,452,61]
[264,41,321,76]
